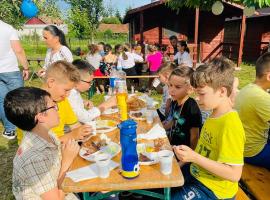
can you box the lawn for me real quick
[0,63,255,200]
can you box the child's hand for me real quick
[61,139,80,171]
[84,100,94,109]
[173,145,197,163]
[73,124,93,141]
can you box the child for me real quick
[174,40,193,68]
[172,57,245,200]
[235,52,270,169]
[117,44,143,89]
[86,44,105,94]
[17,61,92,144]
[147,45,163,89]
[5,87,80,199]
[68,59,117,124]
[164,67,201,150]
[156,62,177,122]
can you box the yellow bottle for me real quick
[116,84,128,121]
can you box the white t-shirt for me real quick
[174,51,193,68]
[86,53,102,70]
[117,52,143,69]
[43,46,73,69]
[68,89,101,124]
[0,20,20,73]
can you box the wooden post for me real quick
[194,8,199,68]
[237,14,246,68]
[140,11,144,45]
[159,25,162,45]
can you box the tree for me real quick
[101,16,121,24]
[0,0,62,29]
[166,0,270,10]
[115,9,122,23]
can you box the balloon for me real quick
[20,0,39,18]
[212,1,224,15]
[243,6,255,17]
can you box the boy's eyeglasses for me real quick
[40,104,59,113]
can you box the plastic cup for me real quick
[158,150,174,175]
[95,153,111,178]
[85,121,96,135]
[146,110,153,124]
[152,78,161,88]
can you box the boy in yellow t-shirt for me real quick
[172,57,245,200]
[18,61,92,144]
[235,52,270,169]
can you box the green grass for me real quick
[0,63,255,199]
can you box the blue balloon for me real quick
[20,0,39,18]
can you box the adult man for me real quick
[169,35,178,55]
[0,20,29,139]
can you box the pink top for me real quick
[147,51,163,72]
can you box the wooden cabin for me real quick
[123,0,246,66]
[224,7,270,63]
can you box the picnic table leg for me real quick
[83,192,90,200]
[164,188,171,200]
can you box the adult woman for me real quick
[103,44,117,75]
[38,25,73,76]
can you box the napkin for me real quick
[66,160,119,182]
[137,124,167,140]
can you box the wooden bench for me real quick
[241,164,270,200]
[236,187,250,200]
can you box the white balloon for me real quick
[243,6,255,17]
[212,1,224,15]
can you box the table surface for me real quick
[61,114,184,193]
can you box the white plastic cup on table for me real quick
[146,110,153,124]
[158,150,174,175]
[152,78,161,88]
[95,153,111,178]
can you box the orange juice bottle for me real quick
[116,81,128,121]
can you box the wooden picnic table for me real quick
[61,114,184,200]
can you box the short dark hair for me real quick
[169,35,177,41]
[44,25,68,47]
[256,52,270,78]
[4,87,51,131]
[72,59,95,75]
[191,57,235,96]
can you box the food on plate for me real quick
[127,96,146,111]
[139,153,152,162]
[131,112,143,118]
[129,111,146,121]
[82,135,107,155]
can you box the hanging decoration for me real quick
[20,0,39,19]
[211,1,224,15]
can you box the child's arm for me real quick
[162,119,174,130]
[173,145,243,182]
[59,125,93,143]
[189,127,199,150]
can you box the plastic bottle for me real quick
[116,80,128,121]
[118,119,140,179]
[109,68,117,94]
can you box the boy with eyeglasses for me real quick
[17,61,93,144]
[68,59,116,124]
[5,87,79,199]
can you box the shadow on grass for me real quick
[0,138,18,200]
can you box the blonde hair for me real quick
[190,57,235,96]
[122,44,130,60]
[45,60,80,83]
[169,66,194,84]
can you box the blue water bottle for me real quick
[118,119,140,179]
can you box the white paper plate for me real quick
[96,120,118,133]
[137,143,159,165]
[102,108,119,115]
[80,141,121,162]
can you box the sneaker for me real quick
[2,130,16,140]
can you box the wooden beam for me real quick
[140,11,144,45]
[159,25,162,45]
[194,8,199,68]
[237,14,246,68]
